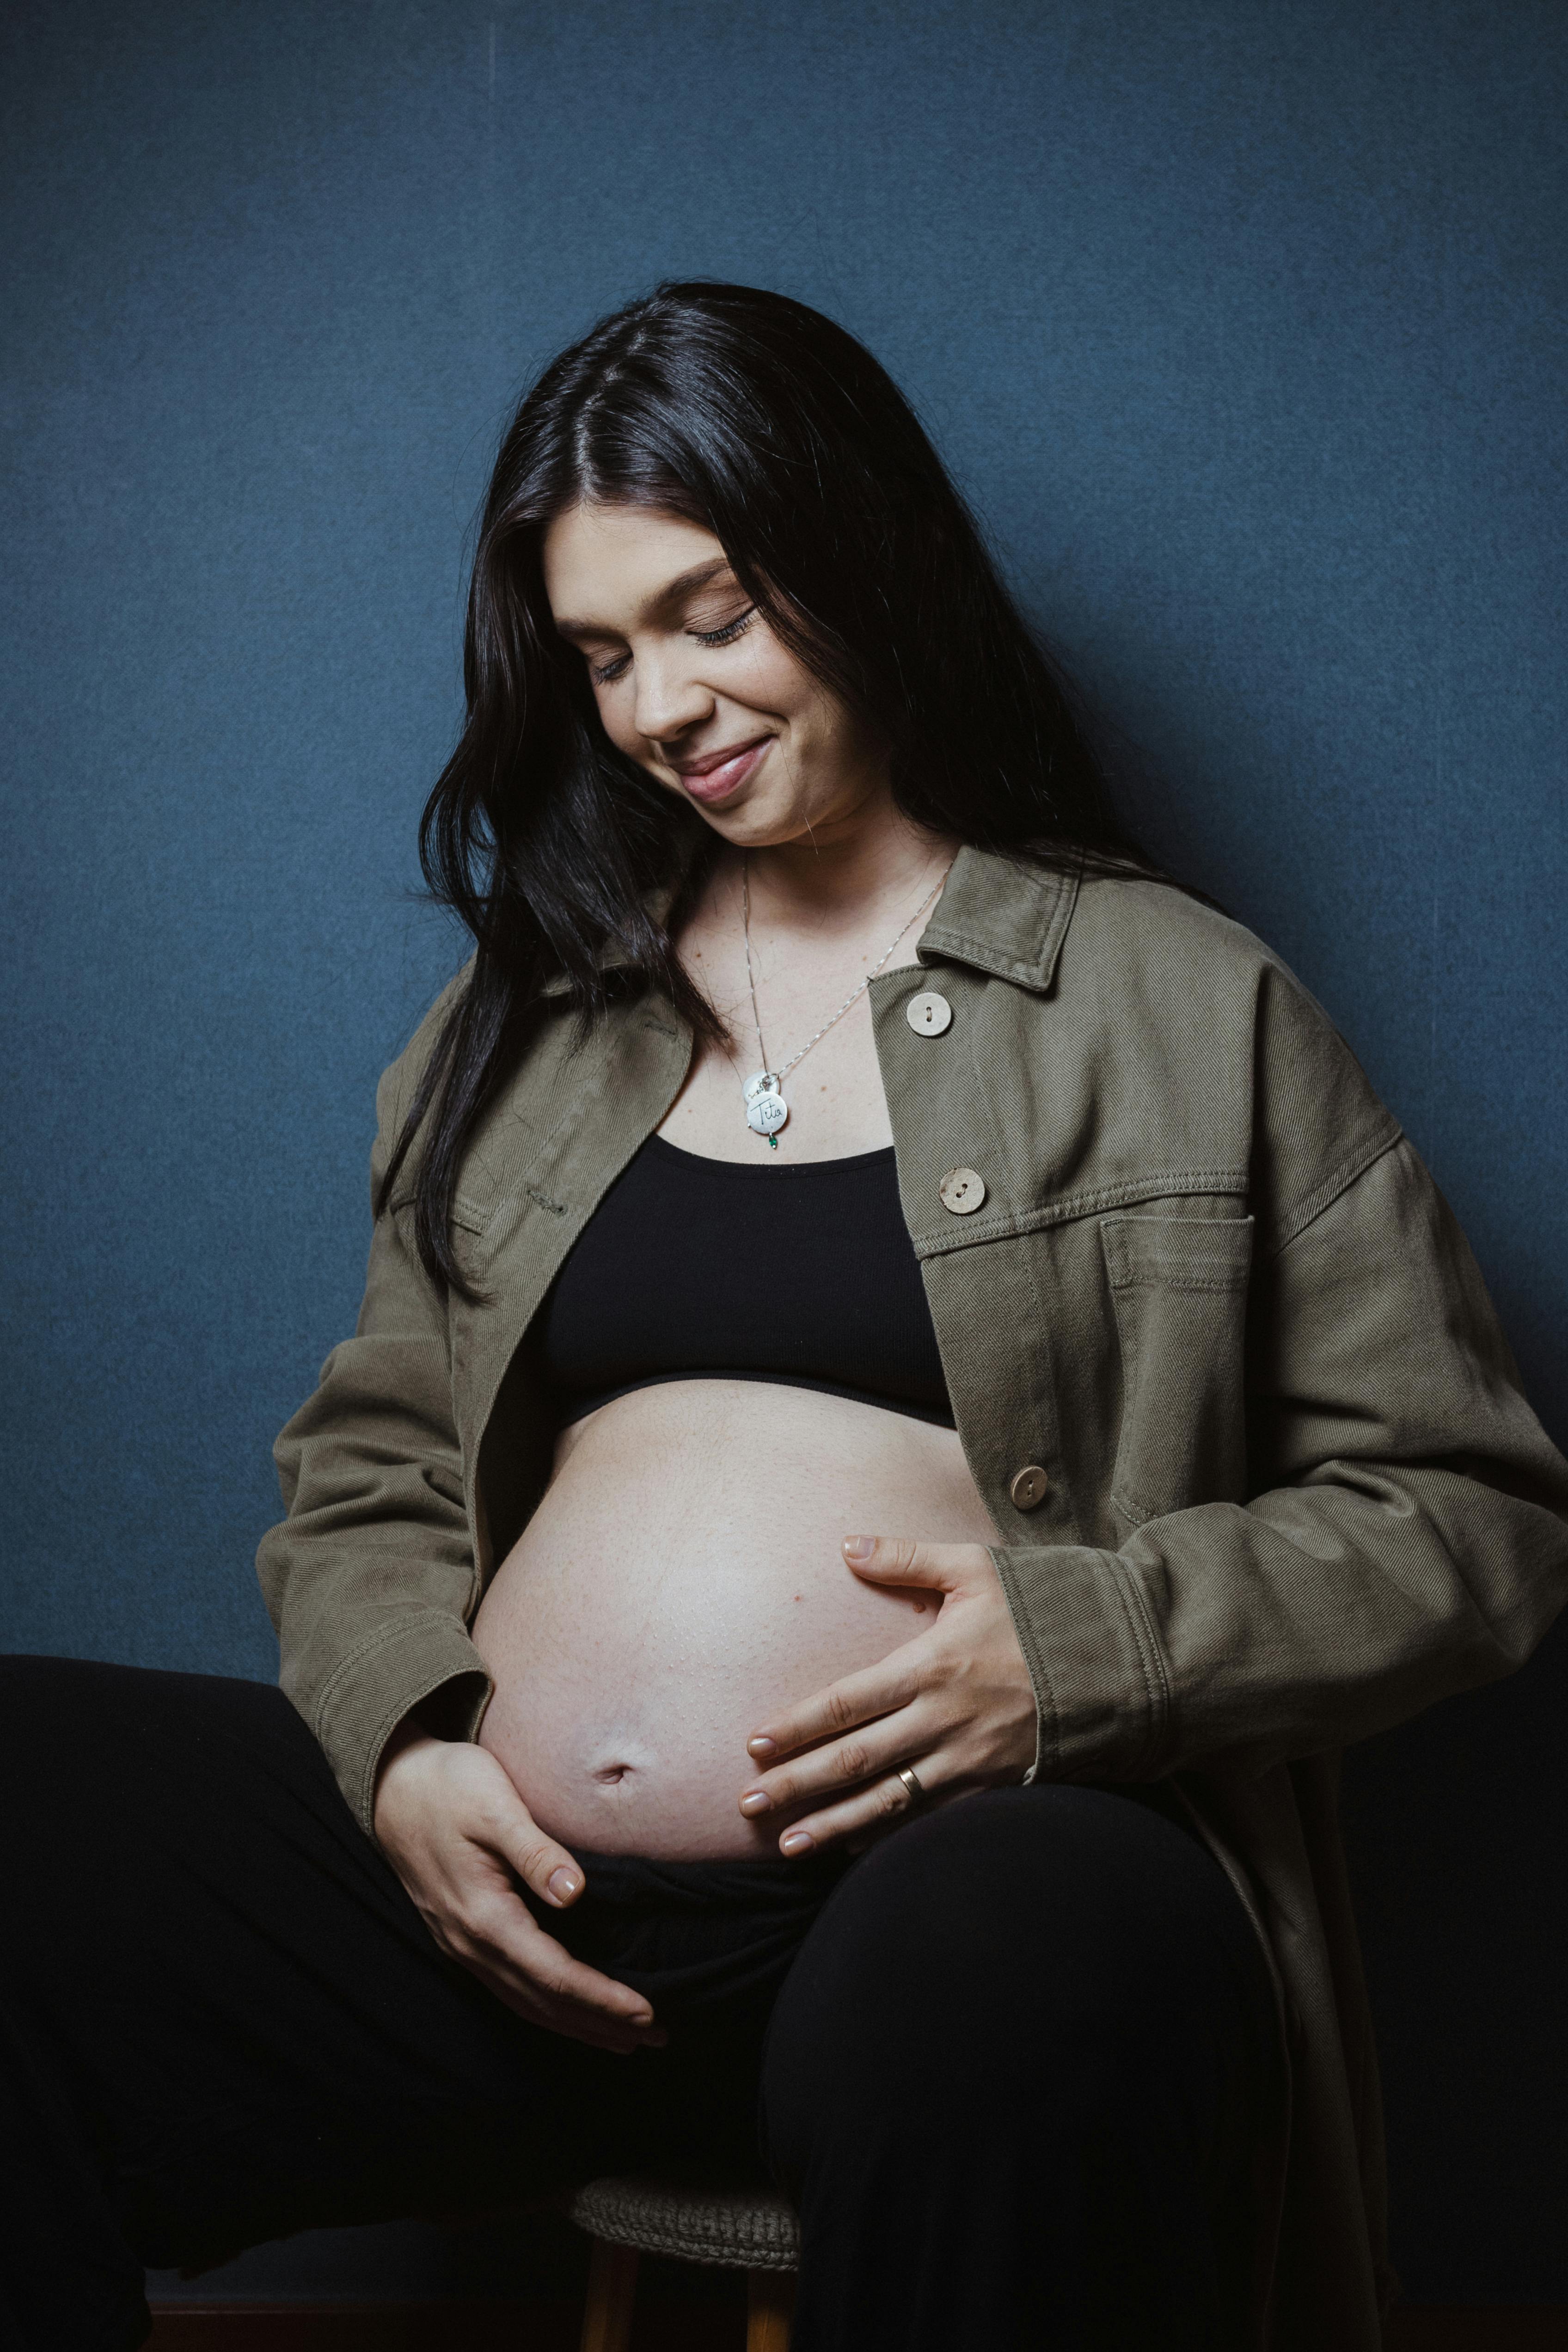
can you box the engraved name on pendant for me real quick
[746,1089,789,1135]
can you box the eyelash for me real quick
[694,607,755,647]
[589,606,755,686]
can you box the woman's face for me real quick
[541,502,890,850]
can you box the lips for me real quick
[672,736,771,805]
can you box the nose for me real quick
[632,645,713,749]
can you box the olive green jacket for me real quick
[258,847,1568,2350]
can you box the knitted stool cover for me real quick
[567,2175,801,2272]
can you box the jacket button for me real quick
[906,990,953,1036]
[1010,1464,1050,1511]
[938,1165,986,1215]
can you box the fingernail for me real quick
[843,1537,875,1562]
[747,1735,778,1759]
[739,1789,772,1816]
[630,2007,654,2028]
[781,1829,816,1855]
[547,1868,581,1904]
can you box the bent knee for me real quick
[762,1786,1280,2190]
[772,1786,1273,2075]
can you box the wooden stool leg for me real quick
[579,2237,639,2352]
[746,2265,797,2352]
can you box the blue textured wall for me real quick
[2,0,1564,2308]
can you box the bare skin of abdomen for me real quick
[472,1380,998,1859]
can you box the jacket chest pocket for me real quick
[1100,1213,1254,1531]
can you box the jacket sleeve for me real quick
[992,996,1568,1785]
[256,992,493,1835]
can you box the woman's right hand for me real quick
[372,1723,667,2055]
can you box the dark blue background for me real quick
[3,0,1564,2309]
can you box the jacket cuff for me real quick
[308,1610,494,1838]
[988,1545,1170,1782]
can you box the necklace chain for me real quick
[740,854,952,1090]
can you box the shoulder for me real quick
[1060,872,1403,1246]
[1066,870,1282,994]
[374,960,475,1140]
[1066,870,1352,1052]
[1057,871,1336,1074]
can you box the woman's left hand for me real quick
[737,1537,1038,1855]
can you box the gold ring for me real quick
[896,1765,925,1804]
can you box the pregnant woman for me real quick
[6,282,1568,2352]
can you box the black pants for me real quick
[0,1657,1282,2351]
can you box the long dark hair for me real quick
[387,280,1153,1295]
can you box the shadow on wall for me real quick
[1342,1610,1568,2303]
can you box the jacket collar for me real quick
[540,840,1081,1003]
[914,843,1079,994]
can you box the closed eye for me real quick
[691,606,755,649]
[587,605,755,686]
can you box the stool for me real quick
[568,2174,801,2352]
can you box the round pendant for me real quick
[743,1070,782,1105]
[747,1088,789,1136]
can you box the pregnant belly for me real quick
[471,1380,998,1859]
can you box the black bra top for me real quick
[539,1133,954,1429]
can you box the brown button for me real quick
[938,1165,986,1215]
[905,989,953,1037]
[1010,1464,1050,1511]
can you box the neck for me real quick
[736,791,957,934]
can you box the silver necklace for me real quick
[739,857,952,1146]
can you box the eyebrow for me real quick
[552,557,739,643]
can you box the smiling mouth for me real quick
[672,736,772,803]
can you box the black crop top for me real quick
[539,1133,954,1428]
